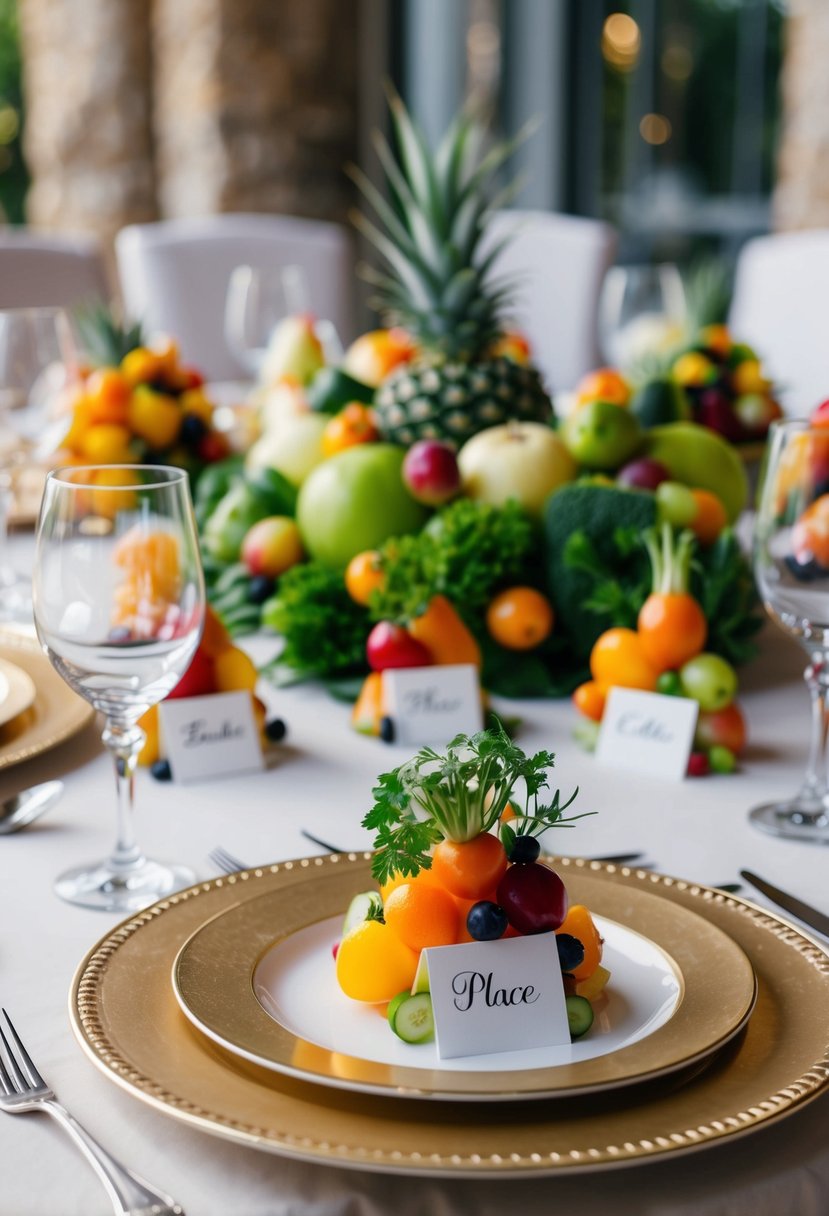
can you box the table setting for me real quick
[2,94,829,1216]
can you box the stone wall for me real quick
[17,0,359,240]
[774,0,829,229]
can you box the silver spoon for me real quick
[0,781,64,835]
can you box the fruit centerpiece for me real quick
[335,723,604,1044]
[54,308,231,486]
[192,96,764,776]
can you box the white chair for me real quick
[0,230,109,311]
[483,210,618,394]
[730,230,829,416]
[115,214,356,381]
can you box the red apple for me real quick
[402,440,461,505]
[241,516,304,578]
[617,457,670,491]
[694,702,747,756]
[366,622,433,671]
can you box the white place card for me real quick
[159,690,264,783]
[381,663,482,746]
[596,687,699,782]
[422,934,569,1059]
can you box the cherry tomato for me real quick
[345,550,385,605]
[590,627,659,691]
[486,587,554,650]
[572,680,607,722]
[366,622,432,671]
[496,861,568,934]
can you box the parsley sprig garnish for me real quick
[362,722,589,884]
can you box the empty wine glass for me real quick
[33,465,205,910]
[598,263,686,371]
[0,307,77,621]
[224,263,342,378]
[752,418,829,842]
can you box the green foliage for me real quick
[261,561,370,683]
[363,722,586,883]
[371,497,536,626]
[0,0,26,223]
[691,528,763,666]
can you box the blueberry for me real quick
[508,834,541,864]
[379,716,396,743]
[265,717,287,743]
[248,575,275,604]
[556,933,585,974]
[467,900,508,941]
[180,414,209,447]
[784,555,825,583]
[151,758,173,782]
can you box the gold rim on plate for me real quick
[0,656,36,727]
[0,631,95,769]
[171,864,756,1101]
[70,857,829,1177]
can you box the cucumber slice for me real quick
[566,994,594,1039]
[411,952,430,994]
[342,891,382,935]
[386,989,410,1029]
[389,992,434,1044]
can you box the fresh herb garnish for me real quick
[261,561,370,682]
[362,722,588,884]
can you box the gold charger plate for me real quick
[0,656,36,726]
[0,631,95,768]
[70,857,829,1177]
[171,866,756,1101]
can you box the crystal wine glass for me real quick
[752,418,829,842]
[32,465,205,910]
[598,263,686,371]
[0,306,77,621]
[224,263,341,378]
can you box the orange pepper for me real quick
[407,595,481,669]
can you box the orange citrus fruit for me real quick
[383,881,459,951]
[485,586,554,650]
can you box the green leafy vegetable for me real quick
[261,561,370,683]
[692,528,763,666]
[362,722,587,884]
[371,498,535,626]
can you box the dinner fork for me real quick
[0,1008,185,1216]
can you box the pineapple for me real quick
[352,93,553,447]
[74,301,144,368]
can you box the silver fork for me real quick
[0,1008,185,1216]
[209,845,248,875]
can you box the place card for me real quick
[381,663,482,746]
[596,687,699,781]
[159,690,264,783]
[422,934,569,1059]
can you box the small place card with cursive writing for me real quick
[422,934,569,1059]
[596,687,699,781]
[382,663,482,746]
[159,691,264,783]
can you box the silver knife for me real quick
[740,870,829,937]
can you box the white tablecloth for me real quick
[2,536,828,1216]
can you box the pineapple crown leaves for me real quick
[349,86,539,359]
[73,300,144,367]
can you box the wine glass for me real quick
[598,263,687,371]
[752,418,829,842]
[224,263,342,378]
[32,465,205,910]
[0,306,77,621]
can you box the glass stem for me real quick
[102,719,146,871]
[800,657,829,806]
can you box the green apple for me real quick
[457,422,577,517]
[297,444,429,567]
[561,400,642,470]
[245,412,328,486]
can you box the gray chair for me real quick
[0,229,109,311]
[114,213,356,381]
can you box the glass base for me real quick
[749,801,829,845]
[54,856,196,912]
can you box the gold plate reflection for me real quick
[0,631,95,769]
[70,857,829,1177]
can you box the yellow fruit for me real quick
[127,386,182,449]
[91,467,141,517]
[81,423,134,465]
[213,646,258,692]
[121,347,166,387]
[672,352,716,388]
[732,359,769,395]
[575,964,611,1000]
[137,705,160,766]
[180,388,214,424]
[335,918,418,1003]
